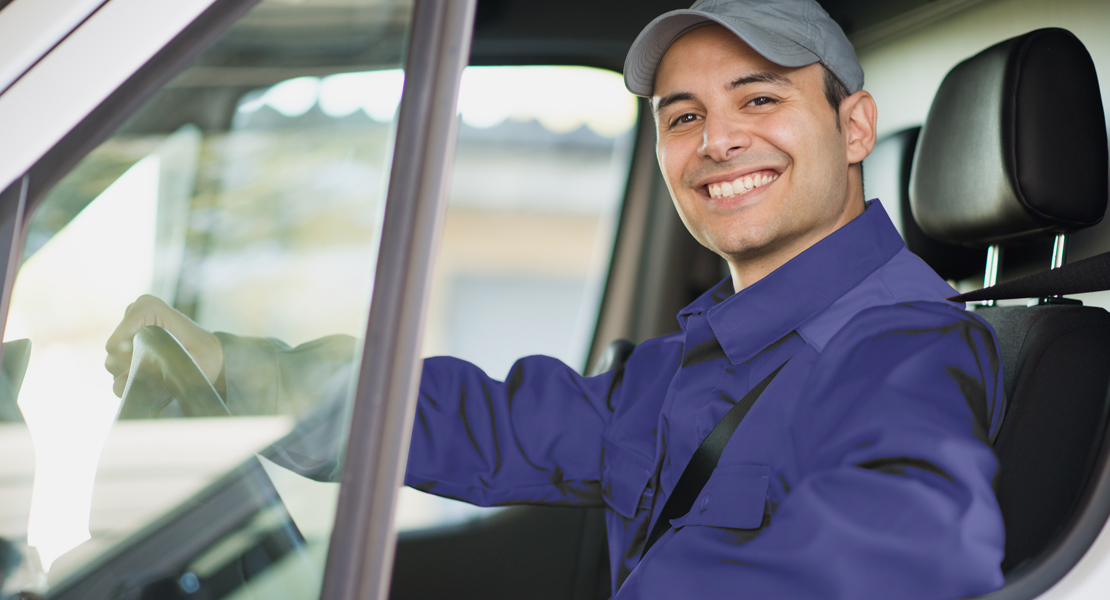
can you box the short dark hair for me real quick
[821,64,851,115]
[821,65,863,180]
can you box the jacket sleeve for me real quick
[630,304,1007,600]
[216,333,619,498]
[214,332,360,481]
[404,354,618,508]
[216,331,359,418]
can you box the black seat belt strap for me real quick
[949,250,1110,303]
[640,359,790,559]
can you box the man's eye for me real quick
[670,113,699,128]
[748,96,777,107]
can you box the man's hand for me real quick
[105,295,224,398]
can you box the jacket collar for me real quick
[677,200,905,364]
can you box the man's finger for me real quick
[105,351,131,378]
[106,335,132,357]
[105,306,145,378]
[113,371,129,398]
[106,321,139,353]
[105,331,134,377]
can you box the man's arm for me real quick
[216,331,357,417]
[105,295,357,417]
[405,354,618,508]
[106,295,621,501]
[623,302,1006,600]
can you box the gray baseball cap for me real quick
[624,0,863,97]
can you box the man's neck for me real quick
[728,197,866,292]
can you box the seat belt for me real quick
[949,250,1110,303]
[640,359,790,559]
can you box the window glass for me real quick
[0,0,412,597]
[392,65,638,532]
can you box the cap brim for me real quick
[624,10,820,97]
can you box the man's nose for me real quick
[698,115,752,163]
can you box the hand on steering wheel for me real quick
[106,294,224,398]
[118,325,230,419]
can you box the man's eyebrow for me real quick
[654,72,794,114]
[728,71,793,90]
[653,91,696,114]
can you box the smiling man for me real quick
[106,0,1007,598]
[648,23,871,291]
[408,1,1007,597]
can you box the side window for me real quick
[0,0,413,597]
[393,65,638,531]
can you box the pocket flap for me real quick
[670,464,770,530]
[601,436,655,519]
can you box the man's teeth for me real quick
[707,172,778,199]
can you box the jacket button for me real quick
[700,495,710,512]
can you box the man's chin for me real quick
[709,238,776,263]
[705,223,779,254]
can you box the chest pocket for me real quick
[600,436,655,519]
[668,464,771,530]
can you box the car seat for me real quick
[907,28,1110,598]
[862,126,983,282]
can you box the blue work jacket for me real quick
[405,200,1007,599]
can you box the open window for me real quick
[394,64,638,532]
[0,0,473,598]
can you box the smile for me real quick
[706,170,779,199]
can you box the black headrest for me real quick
[865,127,983,281]
[910,28,1108,247]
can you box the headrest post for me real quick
[1051,233,1070,270]
[981,245,1003,307]
[1031,233,1083,305]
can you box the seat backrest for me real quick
[982,305,1110,573]
[910,27,1110,594]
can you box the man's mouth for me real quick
[705,170,779,199]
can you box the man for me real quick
[106,0,1007,597]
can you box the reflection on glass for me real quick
[16,153,162,571]
[0,0,413,597]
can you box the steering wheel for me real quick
[118,325,230,419]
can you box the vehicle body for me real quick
[0,0,1109,599]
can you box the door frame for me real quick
[0,1,476,599]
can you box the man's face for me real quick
[653,24,860,271]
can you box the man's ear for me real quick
[841,90,877,165]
